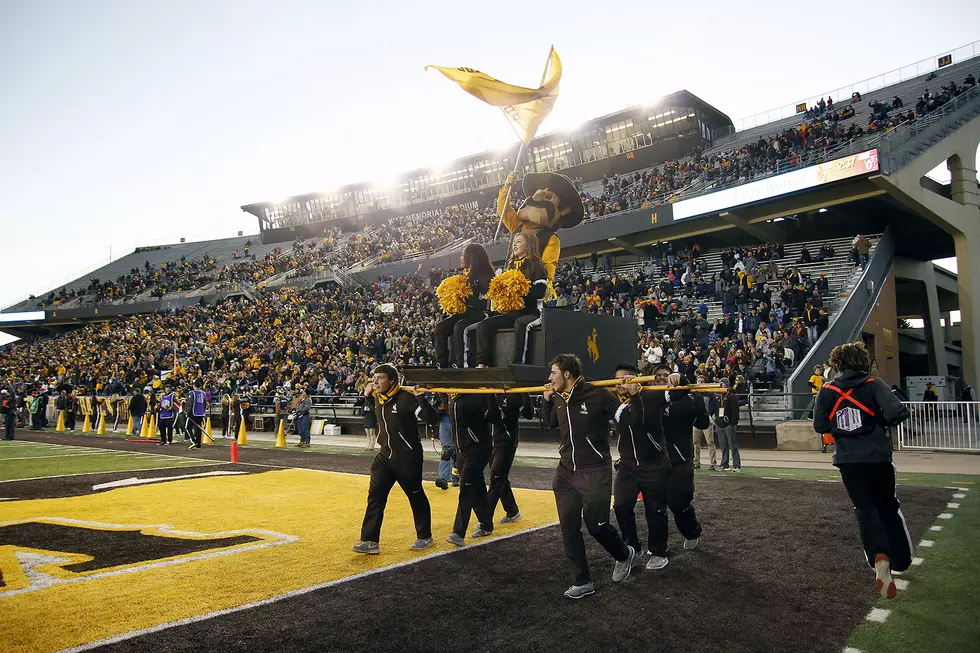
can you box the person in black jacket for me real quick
[434,243,495,368]
[486,393,532,524]
[352,364,436,555]
[437,393,495,546]
[813,341,912,599]
[1,389,15,440]
[476,232,549,367]
[541,354,639,600]
[128,387,147,436]
[656,365,710,550]
[611,363,672,571]
[715,379,741,471]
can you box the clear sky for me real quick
[1,0,978,315]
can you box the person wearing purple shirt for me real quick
[186,379,210,450]
[157,382,178,446]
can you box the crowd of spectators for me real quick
[32,233,342,308]
[547,239,841,389]
[324,205,500,268]
[3,275,441,406]
[579,72,979,221]
[4,230,868,410]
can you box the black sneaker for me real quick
[435,478,449,490]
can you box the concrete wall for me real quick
[860,269,901,386]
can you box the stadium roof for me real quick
[240,89,733,213]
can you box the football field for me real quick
[1,434,977,653]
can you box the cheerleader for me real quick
[475,232,548,367]
[434,243,495,369]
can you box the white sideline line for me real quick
[866,608,890,623]
[57,520,561,652]
[760,476,781,480]
[911,557,923,566]
[0,462,228,484]
[843,648,865,653]
[816,479,840,483]
[919,540,935,548]
[894,578,909,591]
[938,513,953,520]
[953,493,966,499]
[930,525,943,532]
[947,503,960,509]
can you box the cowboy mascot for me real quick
[497,170,584,292]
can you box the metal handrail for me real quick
[879,83,980,173]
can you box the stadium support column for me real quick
[949,152,980,386]
[953,230,980,385]
[921,263,949,378]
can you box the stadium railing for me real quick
[897,401,980,452]
[878,83,980,173]
[786,227,896,412]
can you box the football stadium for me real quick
[2,9,980,653]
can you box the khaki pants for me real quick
[693,426,716,468]
[365,427,378,450]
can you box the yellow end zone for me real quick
[0,468,559,653]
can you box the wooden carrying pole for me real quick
[403,377,726,395]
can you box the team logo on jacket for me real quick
[835,407,863,432]
[390,405,397,414]
[580,403,589,415]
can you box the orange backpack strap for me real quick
[824,383,875,418]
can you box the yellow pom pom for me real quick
[488,268,531,313]
[436,274,472,315]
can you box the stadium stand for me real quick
[0,233,875,408]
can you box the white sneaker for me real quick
[646,555,669,570]
[612,545,637,582]
[563,582,595,600]
[683,537,700,551]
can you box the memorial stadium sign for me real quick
[672,149,879,220]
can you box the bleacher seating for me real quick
[710,57,980,154]
[605,235,877,322]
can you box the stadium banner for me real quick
[380,303,396,313]
[0,311,44,323]
[672,149,880,221]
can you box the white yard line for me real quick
[92,471,246,490]
[865,608,890,623]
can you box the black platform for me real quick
[403,308,638,388]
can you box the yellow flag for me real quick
[426,48,561,146]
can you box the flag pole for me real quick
[491,46,555,244]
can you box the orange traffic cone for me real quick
[81,414,92,433]
[275,419,286,448]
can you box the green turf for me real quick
[0,443,220,482]
[846,490,980,653]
